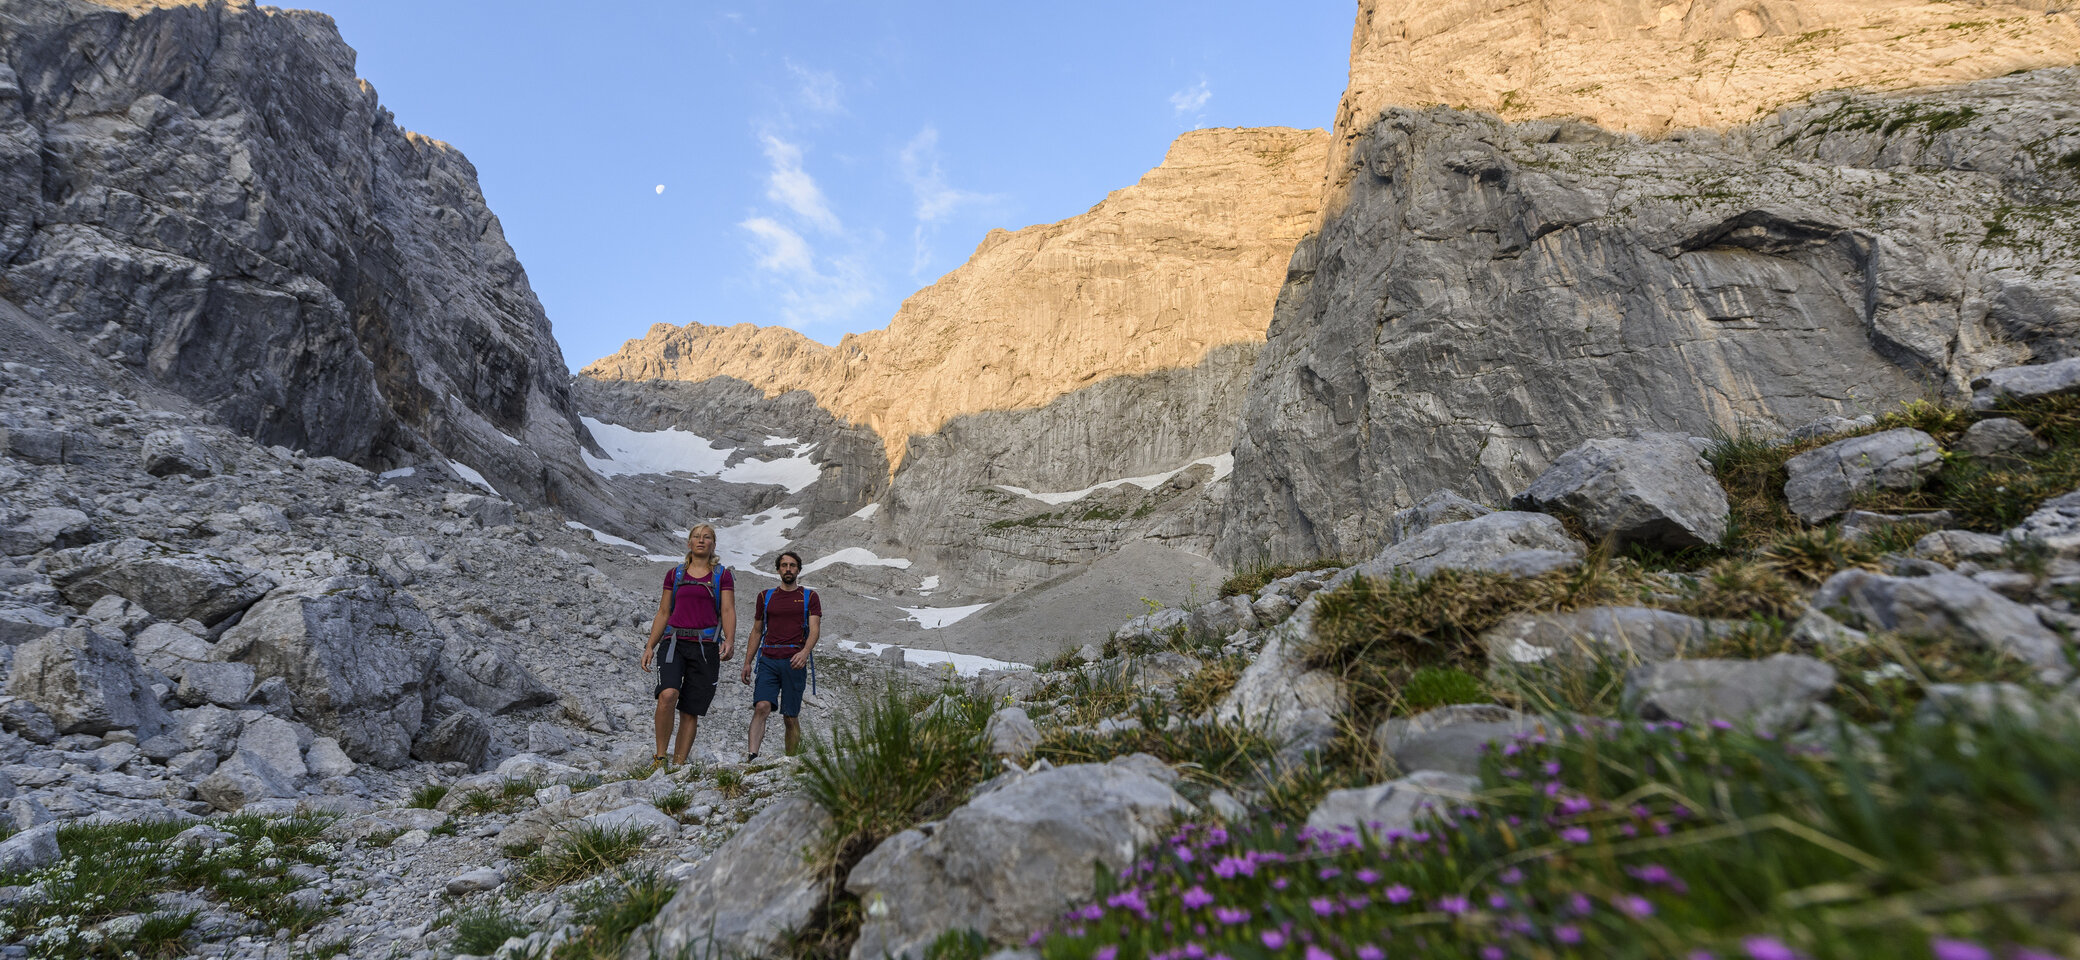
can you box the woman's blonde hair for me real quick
[683,523,719,571]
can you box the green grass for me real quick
[546,868,678,959]
[1219,558,1341,599]
[1173,655,1248,717]
[518,824,653,890]
[407,783,450,809]
[441,903,533,955]
[458,776,545,815]
[1037,661,1142,727]
[656,789,692,817]
[1401,665,1491,712]
[1,814,338,959]
[1033,701,1278,801]
[1036,711,2080,959]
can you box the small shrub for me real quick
[1675,555,1806,620]
[520,824,652,890]
[1221,559,1337,599]
[1399,665,1490,713]
[798,683,994,868]
[443,903,533,955]
[1174,656,1247,717]
[407,783,450,809]
[553,867,677,959]
[712,768,745,798]
[656,790,692,816]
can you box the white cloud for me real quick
[760,135,841,234]
[899,127,999,276]
[1170,79,1212,115]
[741,216,813,274]
[738,218,876,331]
[787,60,841,113]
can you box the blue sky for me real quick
[316,2,1354,368]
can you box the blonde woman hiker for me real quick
[641,524,735,769]
[738,550,821,762]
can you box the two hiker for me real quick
[640,527,820,768]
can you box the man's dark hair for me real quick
[776,551,804,569]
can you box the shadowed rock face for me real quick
[0,0,613,520]
[1221,70,2080,566]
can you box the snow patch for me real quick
[998,453,1235,506]
[802,547,912,576]
[377,467,416,480]
[849,503,880,520]
[498,431,521,446]
[918,575,940,594]
[838,640,1026,677]
[581,417,822,493]
[764,436,800,446]
[712,507,802,568]
[565,521,678,562]
[899,603,988,629]
[445,460,498,494]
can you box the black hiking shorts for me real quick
[654,640,721,717]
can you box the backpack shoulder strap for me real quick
[758,588,776,642]
[802,589,815,632]
[709,567,726,618]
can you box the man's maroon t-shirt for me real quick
[756,587,822,652]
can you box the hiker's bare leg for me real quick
[652,691,679,757]
[673,716,697,763]
[748,700,772,756]
[783,716,801,755]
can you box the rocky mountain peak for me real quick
[583,125,1330,472]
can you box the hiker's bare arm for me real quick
[641,586,670,671]
[718,589,736,660]
[790,615,821,669]
[740,616,762,682]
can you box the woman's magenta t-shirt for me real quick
[664,566,733,630]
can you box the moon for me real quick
[655,184,665,194]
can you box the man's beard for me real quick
[781,571,798,586]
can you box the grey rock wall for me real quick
[1222,69,2080,566]
[0,0,615,522]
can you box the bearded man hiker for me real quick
[739,550,822,762]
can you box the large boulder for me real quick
[5,627,168,736]
[984,707,1041,758]
[622,795,832,960]
[210,576,443,767]
[0,603,66,645]
[1382,490,1493,545]
[1355,512,1583,580]
[847,755,1193,960]
[1512,433,1729,550]
[1482,607,1722,671]
[1782,429,1942,524]
[1305,770,1480,837]
[1623,655,1836,734]
[411,705,494,769]
[2006,489,2080,556]
[46,539,274,626]
[436,641,558,715]
[194,752,294,811]
[1971,357,2080,411]
[0,507,93,556]
[175,661,255,708]
[140,428,220,478]
[1215,625,1345,755]
[1811,570,2066,674]
[132,622,214,678]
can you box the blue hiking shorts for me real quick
[753,654,808,717]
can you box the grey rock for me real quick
[194,752,293,811]
[165,750,217,780]
[1914,529,2008,563]
[139,429,219,479]
[1812,569,2066,673]
[1971,357,2080,411]
[5,796,53,830]
[1785,415,1877,444]
[131,623,213,678]
[437,641,557,716]
[2006,490,2080,556]
[1917,682,2046,726]
[1304,770,1480,837]
[305,737,355,779]
[1783,429,1943,524]
[0,507,92,556]
[46,539,274,626]
[136,734,185,762]
[621,796,831,960]
[323,808,448,842]
[1355,512,1583,580]
[1958,418,2046,458]
[1839,510,1953,543]
[1973,569,2037,600]
[1623,655,1837,734]
[1483,606,1721,670]
[233,715,308,782]
[6,627,168,736]
[524,723,570,756]
[175,662,254,708]
[1249,592,1295,625]
[1513,433,1729,549]
[1374,705,1547,777]
[442,493,516,529]
[1473,549,1581,578]
[1383,490,1493,545]
[1203,788,1249,822]
[0,700,57,744]
[0,604,66,645]
[1218,74,2077,566]
[178,705,245,757]
[582,803,678,840]
[1188,595,1258,639]
[212,576,442,767]
[445,868,505,895]
[501,779,672,849]
[0,426,70,465]
[1215,622,1344,754]
[847,756,1193,960]
[1111,608,1189,647]
[0,823,59,873]
[1788,608,1868,651]
[984,707,1041,758]
[411,706,493,769]
[495,752,583,781]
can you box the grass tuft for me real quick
[519,824,652,890]
[407,783,450,809]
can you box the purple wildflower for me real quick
[1214,906,1251,926]
[1480,948,1505,960]
[1076,904,1104,921]
[1181,885,1214,910]
[1560,827,1592,844]
[1311,897,1339,918]
[1175,845,1195,862]
[1385,885,1413,904]
[1263,930,1288,950]
[1558,795,1594,817]
[1744,937,1797,960]
[1555,925,1582,945]
[1319,867,1342,880]
[1615,895,1654,918]
[1929,941,1991,960]
[1568,892,1593,915]
[1357,947,1385,960]
[1212,856,1256,879]
[1097,948,1118,960]
[1488,893,1509,909]
[1498,867,1524,885]
[1306,947,1336,960]
[1437,895,1471,915]
[1357,869,1382,884]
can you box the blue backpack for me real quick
[757,586,819,695]
[659,565,726,663]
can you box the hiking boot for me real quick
[649,755,669,773]
[744,753,758,764]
